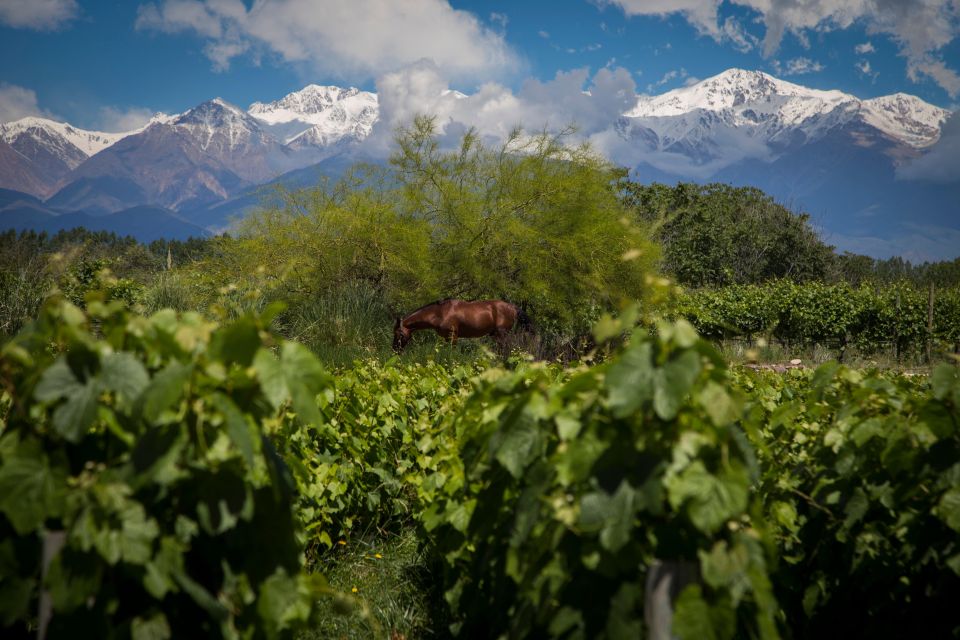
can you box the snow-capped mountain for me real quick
[249,84,378,154]
[47,98,298,213]
[1,117,127,159]
[859,93,948,147]
[619,69,949,164]
[1,71,955,258]
[0,114,174,197]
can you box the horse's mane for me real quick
[407,298,454,315]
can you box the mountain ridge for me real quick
[0,69,955,258]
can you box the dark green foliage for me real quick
[0,298,328,638]
[734,364,960,637]
[272,358,481,554]
[622,182,835,287]
[419,317,779,640]
[679,281,960,355]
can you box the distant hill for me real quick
[0,193,209,241]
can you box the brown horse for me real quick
[393,299,529,352]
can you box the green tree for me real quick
[217,116,659,341]
[622,182,835,287]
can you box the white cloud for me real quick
[589,121,775,179]
[646,68,688,92]
[604,0,960,97]
[897,111,960,183]
[855,41,876,54]
[0,83,52,122]
[600,0,723,38]
[774,57,825,75]
[600,0,757,50]
[721,16,759,52]
[97,106,157,133]
[538,29,550,39]
[363,61,637,156]
[135,0,518,80]
[856,59,879,80]
[907,58,960,99]
[0,0,78,30]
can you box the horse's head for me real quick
[392,317,411,352]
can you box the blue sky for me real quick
[0,0,958,131]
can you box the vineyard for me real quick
[1,123,959,638]
[1,298,957,639]
[679,281,960,361]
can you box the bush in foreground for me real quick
[0,298,329,639]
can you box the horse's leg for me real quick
[493,328,510,357]
[437,322,458,346]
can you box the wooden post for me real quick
[38,531,66,640]
[927,283,935,364]
[895,290,901,364]
[644,560,699,640]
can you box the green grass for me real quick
[304,527,441,640]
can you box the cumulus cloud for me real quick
[897,111,960,183]
[0,0,78,30]
[599,0,724,38]
[599,0,756,51]
[603,0,960,97]
[135,0,517,80]
[855,41,876,54]
[363,61,637,156]
[0,83,52,122]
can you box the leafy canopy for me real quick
[219,116,659,337]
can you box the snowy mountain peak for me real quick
[174,98,274,153]
[247,84,379,148]
[177,98,251,124]
[624,68,946,150]
[861,93,950,147]
[248,84,378,125]
[629,68,854,120]
[0,116,129,158]
[249,84,362,114]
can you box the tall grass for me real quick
[0,268,51,339]
[142,272,196,315]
